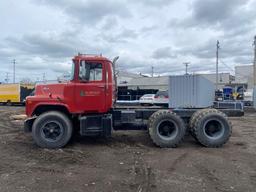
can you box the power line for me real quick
[219,60,234,72]
[220,59,255,81]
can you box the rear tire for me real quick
[189,108,218,139]
[193,109,232,147]
[148,110,186,148]
[32,111,73,148]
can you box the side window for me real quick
[79,61,102,81]
[89,63,102,81]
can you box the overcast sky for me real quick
[0,0,255,82]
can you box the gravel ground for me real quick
[0,106,255,192]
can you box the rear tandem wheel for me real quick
[190,109,232,147]
[189,108,218,139]
[148,110,186,148]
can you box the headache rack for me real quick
[77,53,103,57]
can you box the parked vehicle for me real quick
[243,89,253,106]
[215,90,223,101]
[24,54,243,149]
[154,90,169,106]
[0,84,34,105]
[139,94,155,106]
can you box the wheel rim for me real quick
[40,121,64,142]
[157,119,178,140]
[203,119,225,140]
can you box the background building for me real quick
[235,65,253,88]
[117,71,143,85]
[117,72,234,91]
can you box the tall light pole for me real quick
[5,72,10,83]
[151,66,154,77]
[183,62,190,75]
[253,36,256,109]
[43,73,46,82]
[13,59,16,83]
[216,40,220,90]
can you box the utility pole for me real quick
[5,72,10,83]
[216,40,220,90]
[13,59,16,83]
[43,73,46,82]
[183,62,190,75]
[151,66,154,77]
[253,36,256,109]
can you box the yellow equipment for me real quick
[0,84,34,104]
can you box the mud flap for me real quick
[24,117,36,132]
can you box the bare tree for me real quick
[20,78,33,84]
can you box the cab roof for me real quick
[73,54,111,62]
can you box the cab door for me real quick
[75,61,106,113]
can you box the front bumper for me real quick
[24,117,36,132]
[139,100,154,104]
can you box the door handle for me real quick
[80,90,86,96]
[97,85,105,88]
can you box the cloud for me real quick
[5,33,76,58]
[37,0,131,25]
[99,28,138,44]
[152,47,177,59]
[233,56,253,64]
[100,16,119,31]
[138,0,174,7]
[192,0,244,24]
[167,0,255,67]
[170,0,255,34]
[0,0,256,82]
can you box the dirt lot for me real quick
[0,106,255,192]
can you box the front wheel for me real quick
[32,111,73,148]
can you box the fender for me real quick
[31,102,70,116]
[24,102,71,133]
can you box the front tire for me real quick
[32,111,73,148]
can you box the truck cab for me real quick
[26,54,116,118]
[25,54,117,148]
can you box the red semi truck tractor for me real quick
[24,54,243,149]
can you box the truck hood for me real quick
[35,83,67,98]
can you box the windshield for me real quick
[156,91,168,97]
[70,61,75,80]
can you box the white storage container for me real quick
[168,75,215,108]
